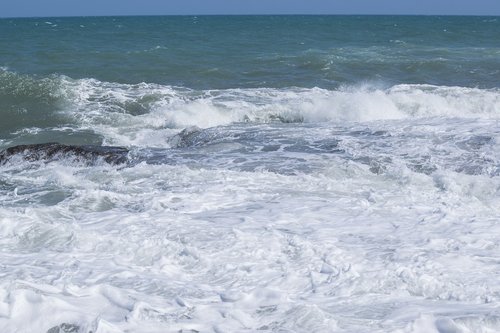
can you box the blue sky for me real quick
[2,0,500,17]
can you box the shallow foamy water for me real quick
[1,114,499,332]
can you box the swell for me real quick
[0,70,69,136]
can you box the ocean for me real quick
[0,15,499,332]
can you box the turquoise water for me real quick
[1,15,500,89]
[1,16,500,333]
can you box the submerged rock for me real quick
[0,142,129,166]
[46,323,80,333]
[168,126,203,148]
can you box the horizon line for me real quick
[1,13,500,19]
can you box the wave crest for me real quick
[61,78,500,146]
[61,78,500,126]
[1,70,499,146]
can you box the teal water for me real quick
[1,15,500,89]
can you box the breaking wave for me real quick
[2,69,500,146]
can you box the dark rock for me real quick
[46,323,80,333]
[168,126,203,148]
[0,143,129,166]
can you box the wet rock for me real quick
[46,323,80,333]
[0,142,129,166]
[168,126,203,148]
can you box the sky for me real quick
[1,0,500,18]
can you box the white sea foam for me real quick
[55,77,500,146]
[1,113,499,332]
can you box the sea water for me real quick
[0,16,499,332]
